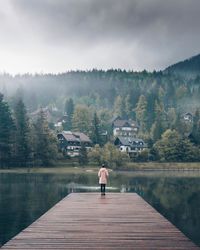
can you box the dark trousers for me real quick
[100,184,106,194]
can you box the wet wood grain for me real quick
[1,193,199,249]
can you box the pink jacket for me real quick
[98,167,109,184]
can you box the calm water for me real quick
[0,171,200,247]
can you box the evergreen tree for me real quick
[125,94,133,118]
[78,143,88,166]
[114,95,126,118]
[150,119,163,142]
[173,112,186,136]
[34,110,58,166]
[13,99,31,166]
[72,105,91,134]
[64,98,74,130]
[0,93,14,167]
[150,99,165,141]
[91,112,102,145]
[167,108,177,129]
[146,93,156,130]
[135,95,148,133]
[190,108,200,145]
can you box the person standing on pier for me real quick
[98,164,109,195]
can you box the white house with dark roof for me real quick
[57,131,92,157]
[54,115,68,129]
[112,117,139,137]
[183,112,193,123]
[114,136,147,157]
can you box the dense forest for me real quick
[0,54,200,167]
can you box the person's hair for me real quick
[102,164,105,167]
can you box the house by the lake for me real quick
[112,117,139,137]
[57,131,92,157]
[183,112,193,123]
[54,115,68,129]
[114,136,147,157]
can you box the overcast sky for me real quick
[0,0,200,74]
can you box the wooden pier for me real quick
[1,193,199,249]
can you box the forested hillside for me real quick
[1,68,200,113]
[0,54,200,167]
[165,54,200,79]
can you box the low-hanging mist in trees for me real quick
[1,61,200,166]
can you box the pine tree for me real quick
[0,93,14,168]
[78,143,88,166]
[13,99,31,167]
[91,112,102,145]
[125,94,133,118]
[150,119,163,142]
[114,95,126,118]
[190,108,200,145]
[135,95,148,133]
[64,98,74,130]
[34,110,58,166]
[72,105,91,134]
[167,108,177,129]
[173,112,186,136]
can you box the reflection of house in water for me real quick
[57,131,92,157]
[114,136,147,157]
[112,117,139,137]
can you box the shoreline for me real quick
[0,162,200,175]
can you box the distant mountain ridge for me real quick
[165,54,200,79]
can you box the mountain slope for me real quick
[165,54,200,79]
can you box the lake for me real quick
[0,170,200,247]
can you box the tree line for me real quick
[0,93,58,168]
[63,95,200,164]
[1,68,200,167]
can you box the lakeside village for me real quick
[32,107,194,161]
[2,92,199,170]
[57,118,147,158]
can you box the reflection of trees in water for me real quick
[111,173,200,246]
[130,176,200,247]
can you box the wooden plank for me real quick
[1,193,199,250]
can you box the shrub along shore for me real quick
[0,162,200,174]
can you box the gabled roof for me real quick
[115,136,147,147]
[113,120,131,128]
[59,131,92,143]
[183,112,193,117]
[73,132,92,143]
[111,116,122,123]
[57,115,68,123]
[113,119,139,129]
[61,131,79,142]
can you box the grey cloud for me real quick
[11,0,200,41]
[1,0,200,73]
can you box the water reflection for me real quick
[0,172,200,247]
[66,182,119,193]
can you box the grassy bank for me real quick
[0,166,98,174]
[125,162,200,171]
[0,162,200,174]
